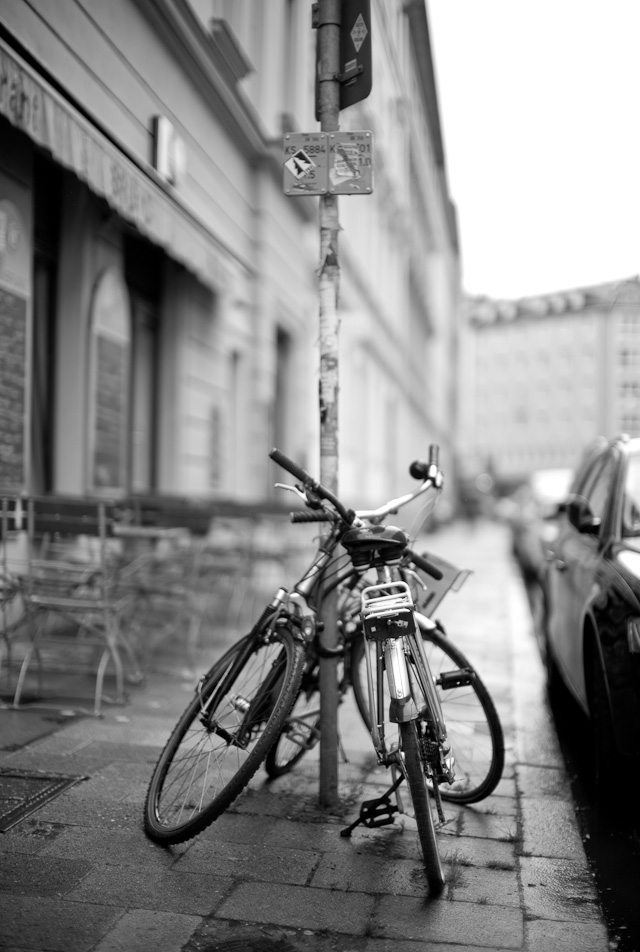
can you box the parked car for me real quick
[543,434,640,803]
[506,468,573,587]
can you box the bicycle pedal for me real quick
[285,720,320,751]
[358,795,398,828]
[437,668,475,689]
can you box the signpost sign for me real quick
[283,131,373,197]
[283,132,328,196]
[328,131,373,195]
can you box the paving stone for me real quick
[372,894,524,947]
[520,796,585,859]
[525,917,610,952]
[0,851,92,896]
[68,864,229,915]
[34,794,142,830]
[260,816,362,853]
[0,895,122,952]
[439,834,517,870]
[0,819,65,853]
[311,849,428,897]
[216,881,375,934]
[92,908,201,952]
[175,839,321,885]
[447,863,521,906]
[365,941,511,952]
[516,763,572,799]
[459,809,519,842]
[520,855,603,921]
[38,825,186,867]
[196,810,279,846]
[461,794,518,818]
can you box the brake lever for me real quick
[274,482,326,511]
[274,482,307,502]
[403,567,427,592]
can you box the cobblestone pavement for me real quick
[0,520,611,952]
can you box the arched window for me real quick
[88,267,131,493]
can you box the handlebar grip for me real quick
[409,459,430,480]
[270,447,316,485]
[409,444,441,481]
[291,511,333,523]
[406,547,444,581]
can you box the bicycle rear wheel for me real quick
[351,624,504,803]
[399,720,445,893]
[144,625,305,844]
[264,660,321,778]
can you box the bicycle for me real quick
[265,542,504,808]
[143,446,504,892]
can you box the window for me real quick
[31,153,62,494]
[580,453,617,525]
[124,234,162,494]
[623,454,640,537]
[274,327,292,455]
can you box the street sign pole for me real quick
[316,0,342,809]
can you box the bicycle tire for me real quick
[264,660,321,778]
[399,719,445,893]
[351,625,504,803]
[144,625,305,844]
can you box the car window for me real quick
[580,454,616,525]
[623,455,640,537]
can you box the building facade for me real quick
[459,277,640,488]
[0,0,460,511]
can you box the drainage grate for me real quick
[0,768,87,832]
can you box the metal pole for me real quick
[317,0,341,809]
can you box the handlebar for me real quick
[275,444,444,533]
[270,448,356,525]
[273,446,447,582]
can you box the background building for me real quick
[459,276,640,489]
[0,0,460,512]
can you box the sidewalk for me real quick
[0,520,610,952]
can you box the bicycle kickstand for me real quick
[340,773,405,838]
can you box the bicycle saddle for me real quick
[342,525,409,566]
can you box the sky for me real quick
[427,1,640,301]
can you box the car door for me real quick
[547,450,617,708]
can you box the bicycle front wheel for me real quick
[144,626,305,844]
[400,720,445,893]
[352,625,504,803]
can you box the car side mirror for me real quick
[566,495,601,535]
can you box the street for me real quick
[0,519,612,952]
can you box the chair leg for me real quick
[13,612,46,707]
[13,642,37,707]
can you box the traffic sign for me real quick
[328,131,374,195]
[283,133,328,196]
[339,0,372,111]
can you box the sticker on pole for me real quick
[328,131,374,195]
[283,133,328,196]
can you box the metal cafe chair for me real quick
[11,496,142,716]
[0,496,27,692]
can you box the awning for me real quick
[0,39,230,292]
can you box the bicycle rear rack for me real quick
[361,581,417,641]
